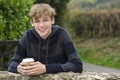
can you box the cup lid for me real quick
[22,58,34,63]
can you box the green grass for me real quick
[73,37,120,69]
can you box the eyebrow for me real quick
[43,17,50,19]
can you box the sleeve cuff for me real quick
[45,64,63,73]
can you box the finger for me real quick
[20,62,29,66]
[24,67,37,73]
[20,71,26,75]
[17,65,23,73]
[22,64,38,70]
[35,61,41,64]
[17,65,31,76]
[18,68,25,75]
[29,62,37,66]
[21,65,43,75]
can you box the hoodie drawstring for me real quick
[46,40,49,64]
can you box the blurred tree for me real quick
[87,0,96,3]
[0,0,35,70]
[34,0,70,25]
[0,0,35,40]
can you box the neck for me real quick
[41,29,52,40]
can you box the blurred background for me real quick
[0,0,120,70]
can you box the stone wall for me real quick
[0,71,120,80]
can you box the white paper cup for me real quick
[22,58,34,66]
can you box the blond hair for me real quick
[29,3,56,19]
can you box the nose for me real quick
[39,22,44,27]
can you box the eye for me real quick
[35,20,40,23]
[44,19,49,21]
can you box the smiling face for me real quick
[32,15,55,39]
[29,3,56,39]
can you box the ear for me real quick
[31,21,34,27]
[32,23,34,26]
[51,17,55,24]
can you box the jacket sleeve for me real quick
[8,34,27,73]
[46,29,83,73]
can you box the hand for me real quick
[17,61,46,76]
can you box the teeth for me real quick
[40,28,46,32]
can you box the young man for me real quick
[8,3,83,75]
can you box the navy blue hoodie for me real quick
[8,25,83,73]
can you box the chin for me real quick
[40,33,47,37]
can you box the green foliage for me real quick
[64,0,120,70]
[73,37,120,69]
[34,0,70,25]
[64,10,120,38]
[0,0,35,70]
[65,0,120,38]
[67,0,120,12]
[0,0,35,40]
[0,15,6,40]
